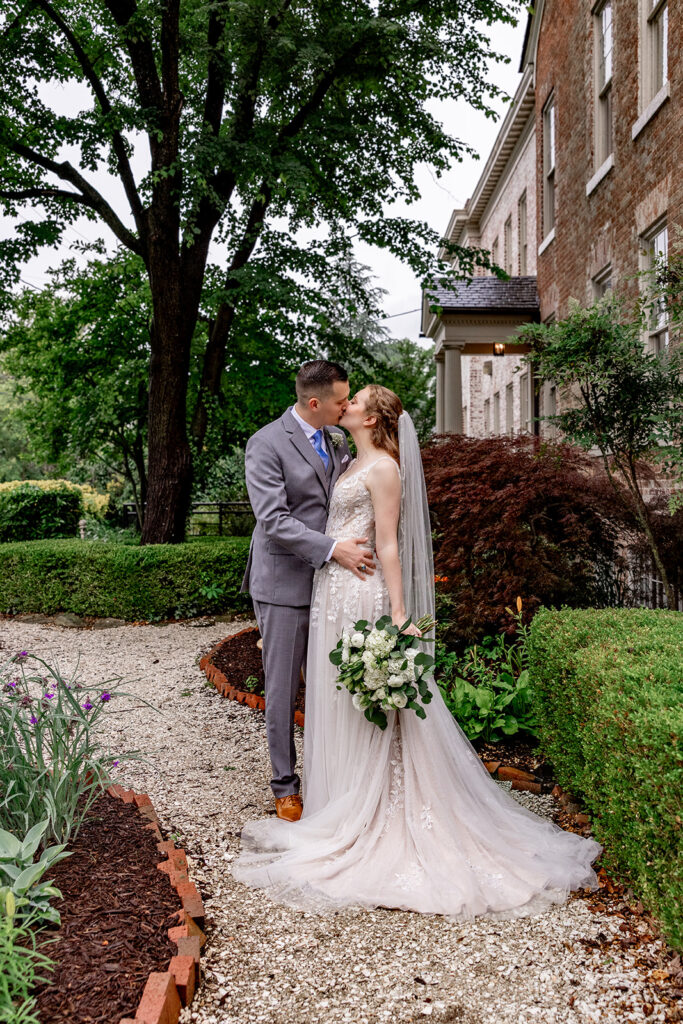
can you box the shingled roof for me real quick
[428,276,539,314]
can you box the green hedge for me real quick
[0,484,83,542]
[529,607,683,949]
[0,537,252,620]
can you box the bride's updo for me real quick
[365,385,403,463]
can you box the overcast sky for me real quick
[6,15,528,344]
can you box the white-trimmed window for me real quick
[646,0,668,104]
[493,391,501,435]
[483,398,491,437]
[520,372,531,434]
[542,95,556,236]
[504,216,513,275]
[592,264,613,299]
[641,220,669,353]
[518,192,528,275]
[595,1,613,167]
[505,383,514,435]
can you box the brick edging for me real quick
[199,625,305,727]
[106,785,206,1024]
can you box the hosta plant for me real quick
[0,819,69,927]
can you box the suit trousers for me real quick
[252,599,309,798]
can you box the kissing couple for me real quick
[234,359,601,919]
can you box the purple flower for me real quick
[82,700,93,711]
[100,692,111,702]
[44,693,55,700]
[29,715,38,725]
[14,651,29,663]
[112,759,119,768]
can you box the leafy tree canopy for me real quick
[0,0,519,541]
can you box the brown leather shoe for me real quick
[275,794,303,821]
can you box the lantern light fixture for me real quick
[493,342,506,356]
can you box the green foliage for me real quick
[529,607,683,949]
[0,252,150,518]
[0,653,137,845]
[516,295,683,605]
[437,603,538,743]
[0,0,518,541]
[0,484,82,542]
[0,891,53,1024]
[0,538,251,620]
[0,821,68,927]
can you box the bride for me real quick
[232,385,601,918]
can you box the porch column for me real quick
[443,343,464,434]
[435,357,445,433]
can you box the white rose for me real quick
[352,693,364,711]
[341,648,349,664]
[374,687,388,701]
[350,632,365,648]
[387,674,404,688]
[392,691,408,709]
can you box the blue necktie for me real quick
[312,429,330,471]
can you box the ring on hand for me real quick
[359,563,367,572]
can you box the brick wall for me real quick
[535,0,682,319]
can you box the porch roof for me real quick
[429,276,539,315]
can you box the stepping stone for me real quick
[92,617,127,629]
[54,612,86,628]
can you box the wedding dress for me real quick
[233,421,601,919]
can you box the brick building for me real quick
[426,0,679,435]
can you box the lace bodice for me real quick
[325,456,398,545]
[311,457,399,629]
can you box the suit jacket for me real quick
[241,407,352,607]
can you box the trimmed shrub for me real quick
[0,479,109,517]
[529,607,683,949]
[0,485,83,542]
[422,435,630,646]
[0,537,251,619]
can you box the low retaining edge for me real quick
[106,785,207,1024]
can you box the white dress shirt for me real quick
[291,405,337,562]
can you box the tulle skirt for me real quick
[232,563,602,919]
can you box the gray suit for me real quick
[241,407,351,797]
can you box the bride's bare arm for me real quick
[366,459,421,636]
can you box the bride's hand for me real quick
[392,614,422,637]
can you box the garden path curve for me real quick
[0,618,670,1024]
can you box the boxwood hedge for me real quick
[0,537,252,620]
[529,607,683,949]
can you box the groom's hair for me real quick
[296,360,348,402]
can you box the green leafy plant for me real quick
[0,653,140,844]
[0,820,69,927]
[0,890,54,1024]
[437,599,538,743]
[243,676,260,694]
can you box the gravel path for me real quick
[0,619,672,1024]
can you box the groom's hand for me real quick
[332,538,376,580]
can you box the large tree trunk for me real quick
[141,262,194,545]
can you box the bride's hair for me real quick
[365,385,403,463]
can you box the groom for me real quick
[242,360,376,821]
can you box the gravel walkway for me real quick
[0,618,672,1024]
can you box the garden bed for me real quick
[200,628,548,789]
[34,788,206,1024]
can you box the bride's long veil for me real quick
[398,412,435,624]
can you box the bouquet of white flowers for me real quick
[329,614,437,730]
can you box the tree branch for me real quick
[6,138,142,254]
[0,187,89,203]
[33,0,145,234]
[102,0,163,114]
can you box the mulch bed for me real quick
[34,793,180,1024]
[210,626,307,715]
